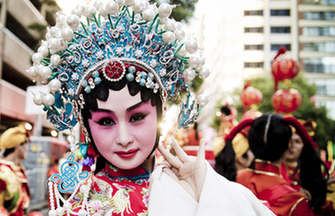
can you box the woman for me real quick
[236,114,330,216]
[29,1,275,215]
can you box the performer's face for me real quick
[88,86,158,169]
[284,133,304,162]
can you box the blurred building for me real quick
[0,0,58,132]
[243,0,335,118]
[298,0,335,118]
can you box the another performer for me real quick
[29,1,275,215]
[236,114,330,216]
[0,125,30,215]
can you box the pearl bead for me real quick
[40,66,52,80]
[63,201,72,210]
[200,68,210,78]
[43,94,55,106]
[105,1,118,15]
[32,53,42,64]
[78,209,87,216]
[198,56,205,65]
[56,207,64,215]
[164,19,175,31]
[133,0,145,13]
[184,69,195,81]
[62,27,73,41]
[38,45,49,57]
[188,55,198,67]
[48,38,60,52]
[186,39,198,53]
[33,93,43,106]
[80,184,90,194]
[48,210,57,216]
[51,54,61,66]
[116,0,125,6]
[67,15,80,29]
[26,67,37,77]
[162,31,175,44]
[158,3,172,18]
[56,12,67,26]
[50,26,61,38]
[49,79,62,93]
[142,8,155,21]
[198,93,209,106]
[175,29,185,40]
[125,0,135,6]
[86,5,96,17]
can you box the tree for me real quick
[150,0,198,22]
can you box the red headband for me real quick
[225,118,254,142]
[283,116,319,149]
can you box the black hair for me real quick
[81,74,162,174]
[215,139,237,181]
[248,114,291,162]
[220,106,231,116]
[3,147,15,157]
[297,136,328,213]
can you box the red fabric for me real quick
[236,160,315,216]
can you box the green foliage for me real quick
[229,75,335,149]
[150,0,198,21]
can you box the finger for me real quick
[197,139,206,161]
[169,138,188,162]
[158,143,182,169]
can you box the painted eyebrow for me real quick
[127,101,144,112]
[91,101,144,113]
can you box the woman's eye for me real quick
[96,118,115,126]
[130,113,147,123]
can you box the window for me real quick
[244,62,264,68]
[303,0,335,6]
[271,44,291,51]
[244,10,263,16]
[244,27,264,33]
[312,79,335,96]
[303,42,335,53]
[244,44,264,50]
[303,11,335,20]
[271,26,290,33]
[271,9,290,16]
[302,27,335,36]
[304,57,335,74]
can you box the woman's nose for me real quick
[116,122,133,146]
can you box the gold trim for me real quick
[288,197,305,216]
[251,169,280,177]
[255,159,281,168]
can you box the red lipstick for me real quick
[115,148,139,159]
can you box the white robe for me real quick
[148,163,276,216]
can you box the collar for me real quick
[101,163,150,180]
[252,159,281,177]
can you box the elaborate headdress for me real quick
[28,1,208,215]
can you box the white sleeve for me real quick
[195,163,276,216]
[148,163,276,216]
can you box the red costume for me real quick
[237,159,314,216]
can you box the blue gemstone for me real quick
[126,73,134,81]
[85,86,91,93]
[140,79,146,86]
[82,80,88,87]
[94,77,102,85]
[129,66,136,73]
[92,71,99,78]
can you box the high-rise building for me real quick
[298,0,335,118]
[242,0,335,119]
[0,0,58,131]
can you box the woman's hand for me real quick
[157,138,207,202]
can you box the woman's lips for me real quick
[115,149,139,159]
